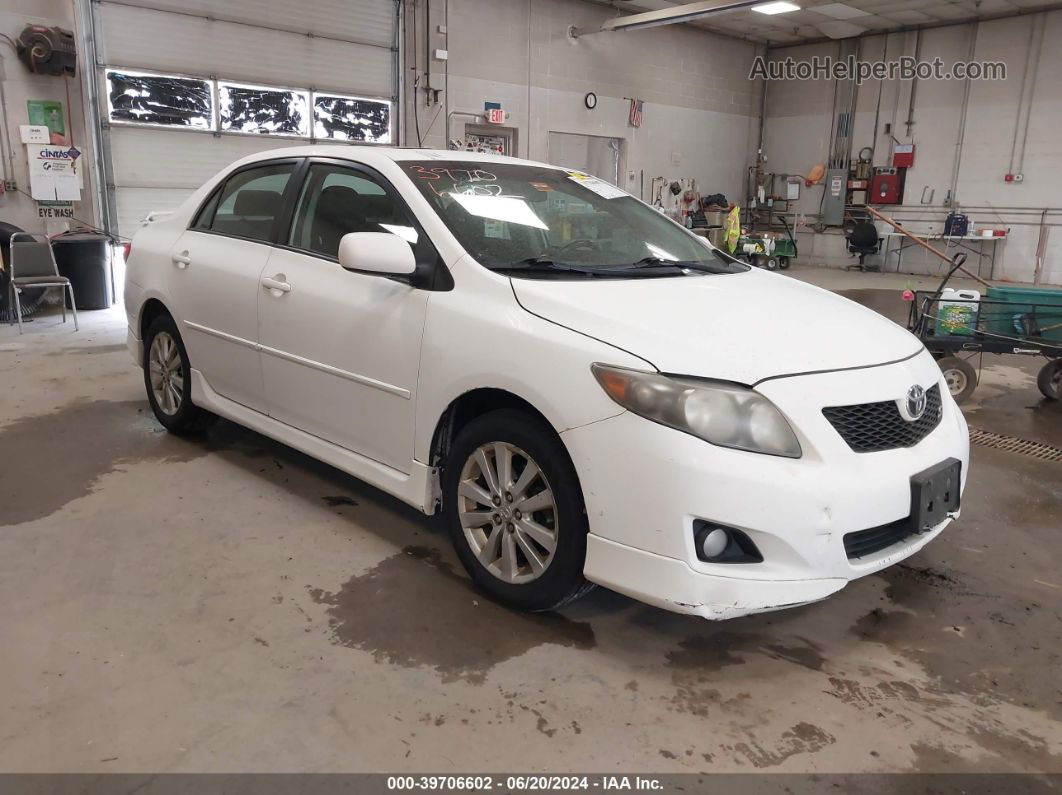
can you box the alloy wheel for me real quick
[457,442,558,584]
[149,331,184,416]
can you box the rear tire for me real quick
[143,314,216,435]
[937,356,977,403]
[443,409,593,612]
[777,256,791,270]
[1037,359,1062,401]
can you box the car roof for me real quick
[234,145,558,171]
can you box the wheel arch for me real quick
[429,388,553,469]
[139,297,173,341]
[427,387,588,514]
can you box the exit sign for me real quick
[486,108,505,124]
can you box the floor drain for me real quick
[969,428,1062,462]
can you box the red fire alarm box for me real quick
[870,168,905,204]
[893,144,915,169]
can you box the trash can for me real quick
[52,232,114,310]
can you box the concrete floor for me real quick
[0,265,1059,774]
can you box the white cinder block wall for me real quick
[409,0,763,207]
[762,10,1062,286]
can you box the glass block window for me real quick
[106,69,213,129]
[219,82,310,137]
[313,93,392,143]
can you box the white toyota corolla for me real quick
[125,147,969,620]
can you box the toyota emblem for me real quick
[904,385,927,421]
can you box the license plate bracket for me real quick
[910,458,962,533]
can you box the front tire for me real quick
[143,314,216,435]
[443,409,593,612]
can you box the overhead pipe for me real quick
[1006,18,1036,175]
[0,55,13,183]
[445,110,484,146]
[903,29,921,139]
[1015,12,1045,176]
[946,21,978,208]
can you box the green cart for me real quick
[737,214,798,271]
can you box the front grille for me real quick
[844,517,917,559]
[823,385,942,453]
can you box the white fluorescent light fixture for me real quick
[584,1,774,36]
[752,2,800,14]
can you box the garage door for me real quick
[90,0,399,236]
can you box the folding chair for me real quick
[7,232,78,334]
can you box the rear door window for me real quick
[207,163,296,242]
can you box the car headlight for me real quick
[591,364,802,458]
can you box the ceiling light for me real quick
[752,1,799,14]
[817,19,864,38]
[812,3,869,20]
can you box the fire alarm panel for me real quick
[893,144,915,169]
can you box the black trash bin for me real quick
[52,232,115,310]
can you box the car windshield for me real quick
[400,160,747,278]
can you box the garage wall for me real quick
[412,0,763,204]
[761,10,1062,286]
[0,0,98,235]
[92,0,399,235]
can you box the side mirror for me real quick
[338,232,416,277]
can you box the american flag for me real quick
[628,98,643,128]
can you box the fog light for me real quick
[693,520,764,564]
[700,528,729,559]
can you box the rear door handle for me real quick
[261,275,291,294]
[172,251,191,268]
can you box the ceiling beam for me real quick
[569,0,767,38]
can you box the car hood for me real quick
[510,267,923,384]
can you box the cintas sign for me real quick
[29,144,82,201]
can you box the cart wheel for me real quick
[765,256,780,270]
[1037,360,1062,401]
[937,356,977,403]
[777,256,791,270]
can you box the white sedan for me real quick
[124,147,969,620]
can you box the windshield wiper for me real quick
[491,256,720,279]
[620,257,720,273]
[491,257,613,278]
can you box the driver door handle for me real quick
[261,275,291,294]
[172,251,191,268]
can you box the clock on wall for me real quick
[584,92,597,110]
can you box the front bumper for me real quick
[562,350,969,619]
[583,515,954,620]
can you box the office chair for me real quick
[843,221,882,271]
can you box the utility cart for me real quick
[862,205,1062,403]
[737,214,797,271]
[907,254,1062,402]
